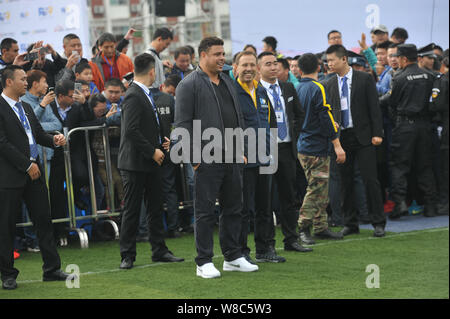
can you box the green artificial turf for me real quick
[1,226,448,299]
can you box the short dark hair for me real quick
[298,53,319,75]
[0,65,23,88]
[63,33,80,44]
[153,27,173,40]
[376,41,393,51]
[391,27,409,41]
[243,44,257,53]
[327,30,341,39]
[134,53,156,76]
[88,93,107,110]
[326,44,348,59]
[198,37,224,56]
[434,45,444,53]
[232,51,241,64]
[164,74,182,88]
[235,51,257,65]
[262,36,277,51]
[75,79,89,87]
[55,79,75,97]
[185,45,195,55]
[174,46,192,60]
[97,32,117,46]
[277,58,290,70]
[257,51,276,61]
[0,38,18,53]
[104,78,125,91]
[26,69,47,90]
[75,62,92,75]
[388,43,399,49]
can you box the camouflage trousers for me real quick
[297,154,330,233]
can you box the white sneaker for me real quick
[196,263,221,279]
[223,257,259,272]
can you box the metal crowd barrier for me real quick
[16,125,195,249]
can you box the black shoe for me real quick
[255,251,286,263]
[340,226,360,236]
[179,225,194,233]
[284,242,313,252]
[314,229,344,240]
[43,269,71,282]
[373,225,385,237]
[299,226,316,245]
[165,230,181,238]
[389,201,408,220]
[119,258,134,269]
[244,254,256,265]
[152,252,184,263]
[424,205,437,217]
[2,278,17,290]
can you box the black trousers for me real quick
[272,143,300,246]
[390,120,437,206]
[339,129,386,229]
[49,154,69,239]
[119,169,169,261]
[240,166,273,255]
[0,171,61,281]
[194,163,243,266]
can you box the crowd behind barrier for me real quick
[0,23,448,287]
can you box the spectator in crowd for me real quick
[48,80,76,246]
[56,33,101,86]
[146,27,174,91]
[358,33,378,72]
[91,33,134,92]
[0,65,70,290]
[390,27,409,44]
[388,44,439,219]
[323,44,385,237]
[376,41,394,95]
[75,63,99,95]
[166,46,192,80]
[185,45,197,69]
[290,56,301,80]
[243,44,257,55]
[175,37,258,278]
[160,74,181,97]
[327,30,343,46]
[296,53,346,244]
[434,45,444,57]
[234,50,285,263]
[0,38,19,70]
[103,78,125,111]
[262,36,283,58]
[23,42,66,88]
[258,51,311,252]
[370,25,390,50]
[115,28,136,55]
[277,57,300,89]
[118,53,184,270]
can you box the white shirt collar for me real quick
[338,67,353,83]
[1,92,20,108]
[260,79,280,91]
[133,80,150,95]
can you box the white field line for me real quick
[16,227,449,285]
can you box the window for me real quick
[110,0,128,5]
[220,19,230,39]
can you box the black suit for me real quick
[0,96,61,282]
[117,83,170,261]
[323,70,386,229]
[270,81,305,247]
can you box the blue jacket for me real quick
[21,91,62,163]
[296,77,338,157]
[235,78,276,167]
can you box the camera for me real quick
[74,82,83,93]
[24,52,39,61]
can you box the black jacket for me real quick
[389,63,435,118]
[0,96,55,188]
[118,83,166,172]
[322,69,383,146]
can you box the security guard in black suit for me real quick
[389,44,438,219]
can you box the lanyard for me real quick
[181,71,184,80]
[104,55,114,77]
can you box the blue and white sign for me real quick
[229,0,449,56]
[0,0,90,57]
